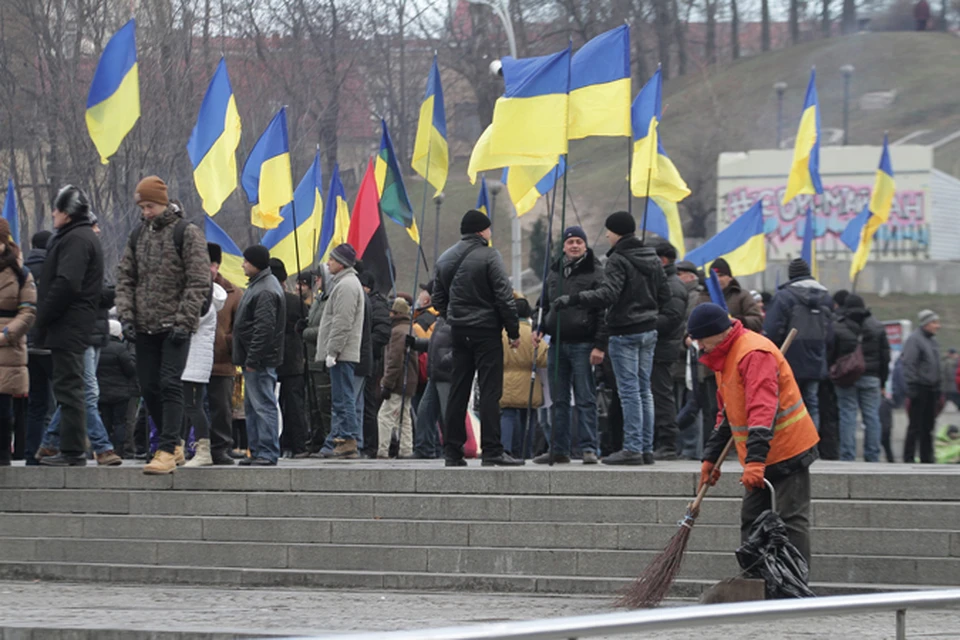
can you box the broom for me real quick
[615,327,799,609]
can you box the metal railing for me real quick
[301,589,960,640]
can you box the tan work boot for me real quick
[174,441,186,466]
[95,450,123,466]
[143,450,177,475]
[184,439,213,467]
[332,438,359,459]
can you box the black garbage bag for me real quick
[735,509,816,599]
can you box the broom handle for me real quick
[688,327,799,514]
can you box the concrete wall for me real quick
[735,258,960,295]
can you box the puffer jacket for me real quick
[233,268,285,370]
[427,316,454,384]
[317,267,365,364]
[501,321,549,408]
[830,306,890,386]
[212,272,242,377]
[0,262,36,395]
[97,336,137,404]
[182,283,227,384]
[277,291,307,378]
[115,206,211,334]
[697,277,764,333]
[654,262,689,363]
[433,234,519,340]
[542,249,607,350]
[572,235,675,336]
[901,327,941,391]
[763,277,834,381]
[382,315,419,396]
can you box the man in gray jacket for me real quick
[317,244,365,459]
[234,245,285,466]
[902,309,941,463]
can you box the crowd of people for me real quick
[1,178,957,479]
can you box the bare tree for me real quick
[822,0,831,36]
[841,0,856,33]
[653,0,672,79]
[761,0,771,50]
[790,0,800,44]
[730,0,740,59]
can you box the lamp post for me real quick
[433,191,445,266]
[774,81,787,148]
[488,179,503,237]
[841,64,855,146]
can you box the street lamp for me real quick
[774,81,787,148]
[433,191,445,266]
[841,64,855,146]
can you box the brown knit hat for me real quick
[134,176,169,206]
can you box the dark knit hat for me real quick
[711,257,732,278]
[134,176,169,206]
[54,185,90,219]
[297,269,315,286]
[563,226,587,243]
[687,303,732,340]
[605,211,636,236]
[833,289,849,308]
[358,271,376,290]
[788,258,811,280]
[676,260,698,274]
[32,230,52,250]
[269,257,288,283]
[242,245,270,272]
[656,241,678,261]
[460,209,491,234]
[844,294,865,309]
[207,242,223,265]
[330,243,357,268]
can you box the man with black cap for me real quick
[233,246,285,465]
[554,212,676,465]
[533,225,606,464]
[433,209,521,466]
[692,302,819,566]
[901,309,942,463]
[763,257,833,429]
[317,243,365,459]
[208,242,243,465]
[269,258,309,458]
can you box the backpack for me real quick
[127,219,212,317]
[786,288,830,345]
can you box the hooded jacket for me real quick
[382,315,419,396]
[901,327,941,391]
[570,235,675,336]
[654,262,690,362]
[97,335,137,404]
[317,266,364,364]
[0,261,36,395]
[830,306,890,386]
[501,321,549,408]
[233,268,286,370]
[698,277,764,333]
[542,249,607,350]
[763,277,834,381]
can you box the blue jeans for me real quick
[243,368,280,463]
[41,346,115,454]
[414,379,442,457]
[500,408,528,457]
[799,380,820,430]
[836,374,882,462]
[546,342,598,455]
[324,362,359,447]
[608,330,657,454]
[353,375,366,449]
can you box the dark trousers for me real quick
[0,395,12,463]
[699,375,719,447]
[279,374,308,454]
[99,400,130,453]
[445,330,504,461]
[135,332,189,454]
[651,360,680,454]
[208,375,236,456]
[308,370,332,450]
[362,372,382,457]
[51,348,86,456]
[26,354,54,462]
[182,381,209,441]
[741,466,812,568]
[817,380,840,460]
[905,387,938,463]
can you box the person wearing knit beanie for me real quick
[460,209,491,236]
[604,211,636,238]
[563,226,588,244]
[134,176,169,206]
[329,243,357,269]
[687,303,732,341]
[788,258,811,281]
[242,245,271,275]
[711,257,732,278]
[268,257,288,284]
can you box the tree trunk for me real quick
[822,0,831,37]
[705,0,717,64]
[655,0,671,79]
[672,0,687,76]
[730,0,740,60]
[761,0,771,50]
[940,0,948,30]
[790,0,800,44]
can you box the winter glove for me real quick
[552,295,571,310]
[404,334,416,349]
[168,327,190,346]
[381,388,392,401]
[699,461,721,490]
[121,321,137,343]
[325,355,337,369]
[740,462,766,491]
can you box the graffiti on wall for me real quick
[721,184,928,259]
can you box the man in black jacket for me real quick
[652,241,689,460]
[24,230,52,465]
[534,226,606,464]
[554,212,676,465]
[234,246,286,466]
[270,258,309,458]
[433,209,521,467]
[359,271,390,458]
[35,186,104,467]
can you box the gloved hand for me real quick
[699,461,721,490]
[553,295,571,310]
[404,334,416,349]
[325,355,337,369]
[381,388,392,401]
[121,321,137,343]
[168,327,190,346]
[740,462,766,491]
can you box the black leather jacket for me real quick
[541,249,608,351]
[654,262,689,362]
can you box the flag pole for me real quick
[548,152,570,467]
[627,136,633,219]
[288,183,318,447]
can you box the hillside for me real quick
[384,32,960,294]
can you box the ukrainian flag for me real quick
[262,151,323,274]
[645,196,685,259]
[476,177,491,216]
[488,46,571,161]
[800,207,819,280]
[412,56,448,196]
[501,157,565,217]
[187,58,242,216]
[782,69,823,205]
[2,179,18,246]
[849,136,895,281]
[468,124,554,183]
[685,201,766,276]
[569,25,630,139]
[840,207,870,252]
[319,163,350,262]
[630,68,690,203]
[85,19,139,165]
[375,119,419,244]
[241,107,293,229]
[205,215,247,289]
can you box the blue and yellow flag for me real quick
[705,269,729,312]
[187,58,242,216]
[685,201,766,276]
[412,56,448,196]
[782,69,823,205]
[645,196,685,259]
[262,151,323,274]
[2,179,17,246]
[319,163,350,262]
[849,136,895,281]
[630,68,690,203]
[375,119,419,244]
[501,157,565,218]
[86,19,139,165]
[840,207,870,252]
[476,177,491,216]
[800,207,818,280]
[241,107,293,229]
[205,215,246,289]
[569,25,630,139]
